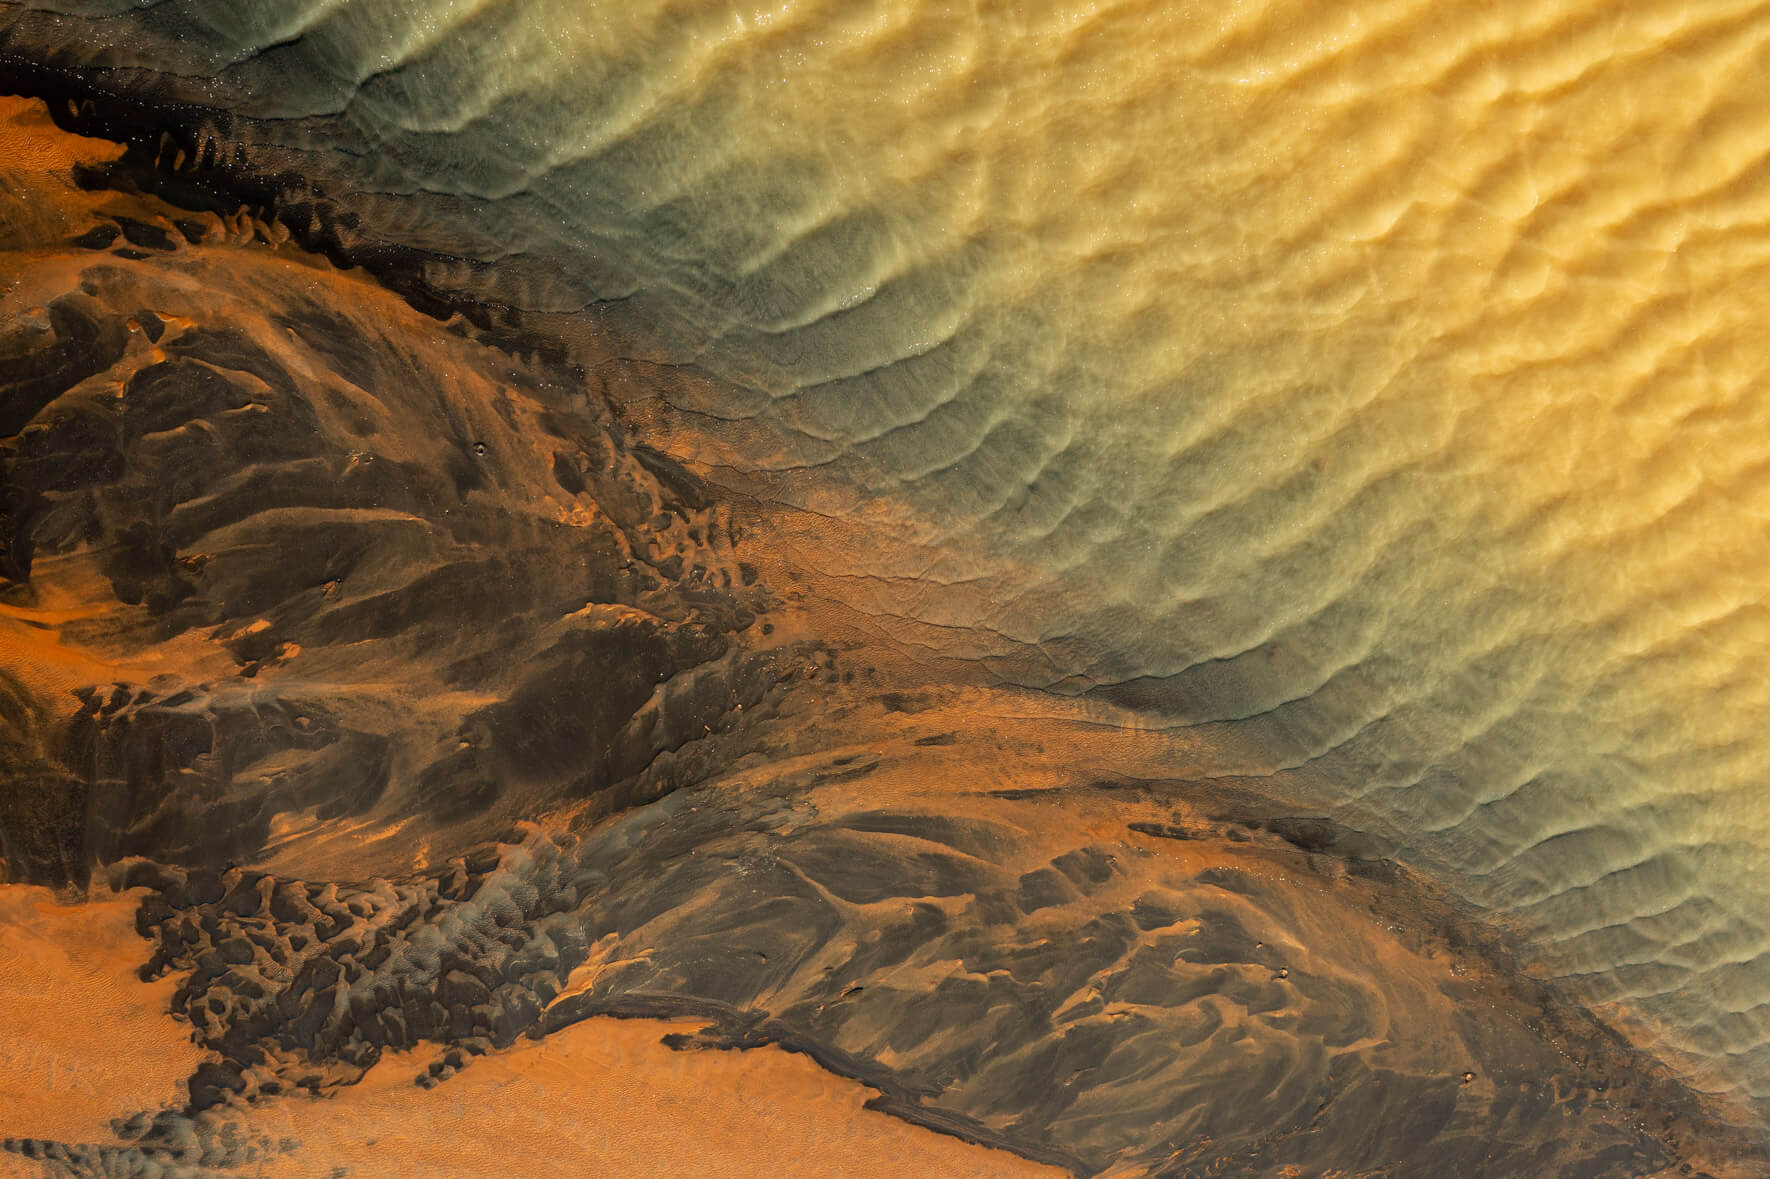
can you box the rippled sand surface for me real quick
[7,0,1770,1164]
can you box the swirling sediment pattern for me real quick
[8,0,1770,1150]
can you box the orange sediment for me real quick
[237,1016,1059,1179]
[0,886,203,1144]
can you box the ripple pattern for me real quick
[10,0,1770,1121]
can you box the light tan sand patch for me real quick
[0,886,202,1143]
[244,1016,1059,1179]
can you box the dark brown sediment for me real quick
[0,40,631,364]
[0,88,1764,1178]
[0,85,785,885]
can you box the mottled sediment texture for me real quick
[56,769,1727,1176]
[0,96,776,892]
[9,2,1770,1125]
[1,8,1769,1175]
